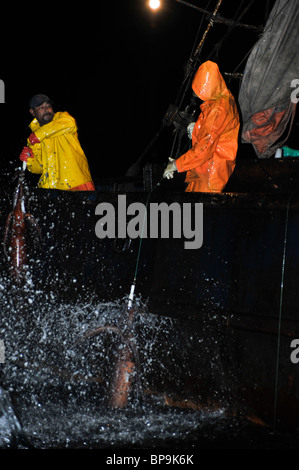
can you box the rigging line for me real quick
[189,0,213,58]
[223,0,247,28]
[176,0,224,112]
[273,189,297,433]
[231,44,254,78]
[173,0,214,109]
[207,0,248,64]
[265,0,271,22]
[193,0,224,58]
[228,0,248,31]
[207,0,258,61]
[232,0,291,75]
[175,0,262,31]
[129,0,213,169]
[263,0,291,35]
[179,0,255,108]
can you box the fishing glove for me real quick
[19,146,34,162]
[163,157,177,179]
[187,122,195,140]
[28,133,40,145]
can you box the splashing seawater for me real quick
[1,275,298,449]
[0,276,210,449]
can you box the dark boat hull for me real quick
[1,159,299,432]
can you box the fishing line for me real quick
[273,189,298,433]
[127,176,165,310]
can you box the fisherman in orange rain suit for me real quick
[163,61,240,192]
[19,94,95,191]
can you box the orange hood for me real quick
[192,60,227,101]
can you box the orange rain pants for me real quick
[176,61,240,192]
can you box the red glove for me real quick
[20,146,34,162]
[28,133,40,145]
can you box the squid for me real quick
[78,305,138,409]
[3,169,41,285]
[108,306,137,408]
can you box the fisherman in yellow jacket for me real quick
[19,94,95,191]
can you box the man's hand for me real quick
[28,133,40,145]
[163,157,177,179]
[19,146,34,162]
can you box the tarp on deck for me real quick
[238,0,299,158]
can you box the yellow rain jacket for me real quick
[176,61,240,192]
[26,111,94,190]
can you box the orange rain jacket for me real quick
[176,61,240,192]
[26,111,94,190]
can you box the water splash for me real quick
[17,401,206,449]
[1,272,299,449]
[0,274,208,448]
[0,386,22,448]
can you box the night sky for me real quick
[0,0,276,183]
